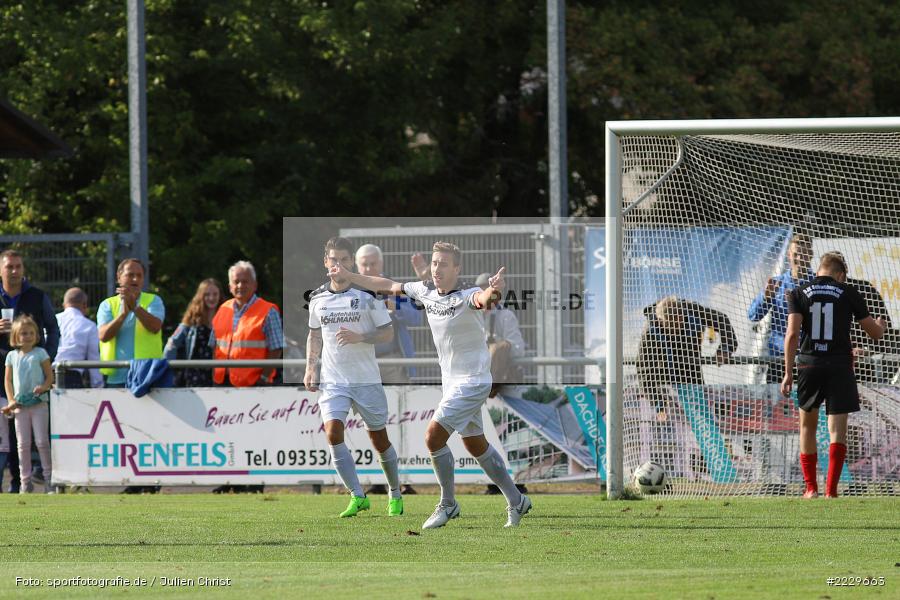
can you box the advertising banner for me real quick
[51,386,508,486]
[564,386,606,480]
[584,225,792,384]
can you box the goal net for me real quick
[610,124,900,497]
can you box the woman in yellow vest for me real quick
[97,259,165,387]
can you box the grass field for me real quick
[0,493,896,599]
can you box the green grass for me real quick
[0,493,896,598]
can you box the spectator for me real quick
[55,287,103,389]
[848,276,892,352]
[0,249,59,494]
[210,261,283,387]
[165,278,224,387]
[474,272,526,396]
[0,397,7,492]
[475,272,528,496]
[97,258,164,494]
[356,244,420,384]
[748,233,813,383]
[2,316,53,493]
[210,261,282,493]
[98,258,165,387]
[844,275,897,383]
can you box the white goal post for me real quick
[605,117,900,499]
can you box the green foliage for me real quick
[522,384,564,404]
[3,1,900,319]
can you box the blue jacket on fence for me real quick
[126,359,174,397]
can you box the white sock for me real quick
[430,446,456,507]
[476,446,521,507]
[379,445,401,499]
[329,443,364,498]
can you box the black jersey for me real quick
[786,276,870,363]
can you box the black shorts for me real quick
[796,362,860,415]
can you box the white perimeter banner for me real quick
[51,386,508,486]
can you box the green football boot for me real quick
[388,496,404,517]
[339,495,370,518]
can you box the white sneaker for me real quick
[505,494,532,528]
[422,501,460,529]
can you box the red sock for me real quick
[827,443,847,497]
[800,453,818,494]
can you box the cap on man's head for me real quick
[475,272,492,290]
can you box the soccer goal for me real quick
[605,117,900,498]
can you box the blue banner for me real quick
[565,386,607,481]
[676,385,737,483]
[584,225,792,368]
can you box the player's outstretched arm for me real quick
[859,316,886,341]
[329,263,404,296]
[472,267,505,310]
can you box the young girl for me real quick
[2,315,53,493]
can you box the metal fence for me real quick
[0,233,132,311]
[339,223,592,385]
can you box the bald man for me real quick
[55,288,103,388]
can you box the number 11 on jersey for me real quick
[810,301,834,341]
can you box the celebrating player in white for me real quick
[329,241,531,529]
[305,237,404,518]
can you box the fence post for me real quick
[55,363,67,390]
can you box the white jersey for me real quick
[309,284,392,387]
[402,280,491,385]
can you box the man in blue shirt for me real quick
[748,233,814,383]
[97,259,164,494]
[97,259,165,387]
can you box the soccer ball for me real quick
[633,462,667,495]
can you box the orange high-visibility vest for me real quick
[212,297,279,387]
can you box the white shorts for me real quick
[318,384,388,431]
[433,381,492,438]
